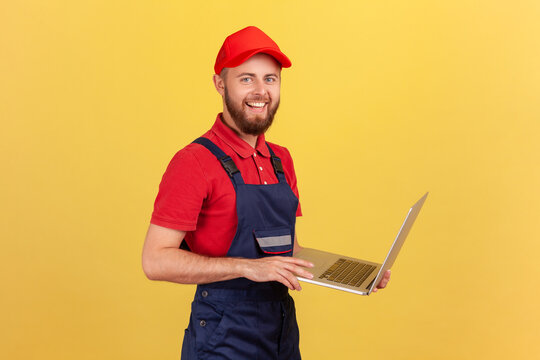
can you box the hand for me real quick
[240,256,314,291]
[372,270,391,293]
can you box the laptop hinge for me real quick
[366,279,375,291]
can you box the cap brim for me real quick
[220,47,292,72]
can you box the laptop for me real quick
[295,192,428,295]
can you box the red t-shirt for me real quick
[150,114,302,257]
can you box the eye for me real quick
[265,77,277,83]
[241,77,252,83]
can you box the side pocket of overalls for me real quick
[181,327,196,360]
[191,299,233,356]
[253,227,293,256]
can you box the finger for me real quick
[266,266,294,290]
[377,271,391,289]
[283,264,313,279]
[276,272,295,290]
[276,256,314,268]
[278,270,296,290]
[381,271,391,286]
[278,268,302,291]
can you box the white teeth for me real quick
[247,102,265,108]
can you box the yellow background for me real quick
[2,1,539,359]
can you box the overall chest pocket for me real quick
[253,227,293,256]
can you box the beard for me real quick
[224,87,280,136]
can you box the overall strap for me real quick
[266,143,287,183]
[192,137,245,186]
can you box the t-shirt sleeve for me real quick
[150,149,208,231]
[281,147,303,217]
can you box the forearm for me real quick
[142,225,313,289]
[143,247,248,284]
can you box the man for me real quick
[142,26,390,359]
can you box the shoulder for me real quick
[167,133,220,170]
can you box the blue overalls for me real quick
[180,137,301,360]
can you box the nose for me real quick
[252,79,267,97]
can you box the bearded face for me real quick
[217,54,282,136]
[224,86,280,136]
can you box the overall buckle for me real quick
[219,156,240,177]
[271,156,284,174]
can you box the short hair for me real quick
[219,68,229,80]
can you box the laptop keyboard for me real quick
[319,258,376,288]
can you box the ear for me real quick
[213,74,225,97]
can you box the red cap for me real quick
[214,26,292,75]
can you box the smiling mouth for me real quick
[245,101,267,109]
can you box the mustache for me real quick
[245,96,270,102]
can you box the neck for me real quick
[220,111,258,148]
